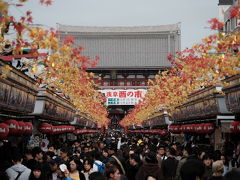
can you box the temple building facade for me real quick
[58,24,181,128]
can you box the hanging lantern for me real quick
[17,121,25,135]
[174,125,182,134]
[182,124,187,133]
[159,129,168,136]
[230,121,240,133]
[168,125,175,133]
[192,124,197,133]
[189,124,195,133]
[194,124,202,134]
[169,125,179,133]
[202,123,215,134]
[5,120,19,134]
[73,129,83,135]
[52,126,60,134]
[60,125,66,133]
[24,122,33,135]
[39,123,52,134]
[0,123,9,139]
[67,126,75,133]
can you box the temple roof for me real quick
[58,24,181,69]
[58,24,180,34]
[218,0,233,5]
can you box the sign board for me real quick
[100,89,147,105]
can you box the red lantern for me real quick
[158,129,168,136]
[0,123,9,139]
[39,123,52,134]
[181,125,187,132]
[67,126,75,133]
[74,129,83,135]
[183,124,194,133]
[202,123,215,134]
[60,125,65,133]
[52,126,59,134]
[5,120,19,134]
[230,121,240,133]
[188,124,195,133]
[17,121,25,135]
[174,125,182,134]
[19,121,26,134]
[195,124,203,134]
[24,122,33,135]
[168,125,174,133]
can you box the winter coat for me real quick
[161,157,178,180]
[5,164,31,180]
[175,157,187,180]
[127,164,141,180]
[135,162,164,180]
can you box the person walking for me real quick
[136,151,164,180]
[5,152,31,180]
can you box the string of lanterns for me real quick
[38,123,98,135]
[0,120,33,139]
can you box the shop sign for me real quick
[100,89,147,105]
[43,101,75,121]
[0,81,36,113]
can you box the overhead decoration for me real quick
[24,122,33,135]
[121,6,240,126]
[17,121,25,135]
[127,129,168,136]
[39,123,53,134]
[168,123,215,134]
[73,129,98,135]
[0,123,9,139]
[230,121,240,133]
[5,119,19,134]
[0,0,109,126]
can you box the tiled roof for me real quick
[58,24,181,68]
[218,0,233,5]
[58,24,180,34]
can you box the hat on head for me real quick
[49,156,62,165]
[157,144,165,149]
[107,143,117,151]
[145,151,158,164]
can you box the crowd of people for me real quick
[0,133,240,180]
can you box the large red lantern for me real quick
[66,125,75,133]
[159,129,168,136]
[17,121,25,135]
[181,125,187,133]
[39,123,52,134]
[194,124,203,134]
[185,124,192,133]
[24,122,33,135]
[168,125,173,133]
[0,123,9,139]
[5,120,19,134]
[53,126,63,134]
[202,123,215,134]
[169,125,181,134]
[74,129,82,135]
[60,126,66,133]
[230,121,240,133]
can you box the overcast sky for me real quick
[10,0,219,49]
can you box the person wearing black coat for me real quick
[127,153,141,180]
[136,151,164,180]
[161,147,178,180]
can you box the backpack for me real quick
[94,162,105,174]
